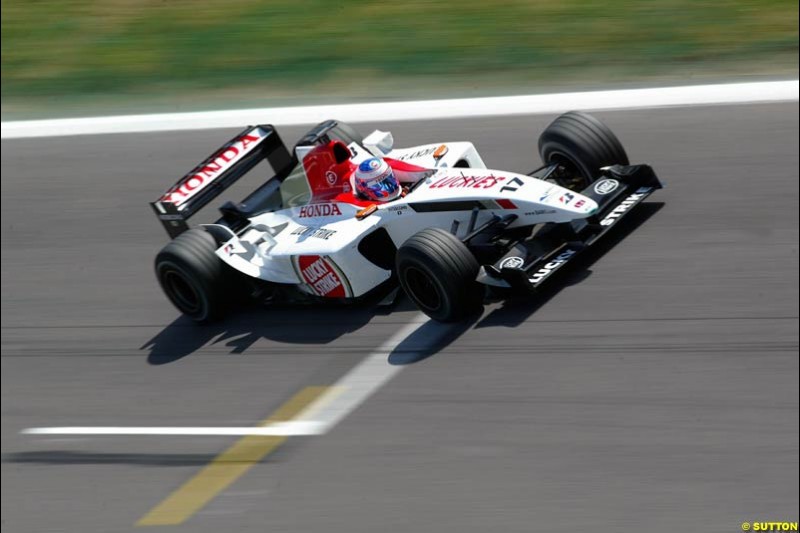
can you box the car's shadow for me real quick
[387,316,478,366]
[141,202,664,366]
[141,295,414,365]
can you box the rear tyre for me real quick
[538,111,629,188]
[396,228,483,322]
[155,228,239,322]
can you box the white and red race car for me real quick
[151,112,662,322]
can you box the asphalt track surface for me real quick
[2,104,798,532]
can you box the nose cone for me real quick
[541,188,598,215]
[575,195,599,215]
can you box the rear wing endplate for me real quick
[150,124,293,238]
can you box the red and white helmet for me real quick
[354,158,401,202]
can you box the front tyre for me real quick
[155,228,237,322]
[396,228,483,322]
[538,111,629,188]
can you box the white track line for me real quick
[22,314,439,438]
[2,80,797,139]
[290,317,426,433]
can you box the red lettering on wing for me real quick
[197,161,222,178]
[239,134,260,150]
[160,130,266,206]
[218,146,240,164]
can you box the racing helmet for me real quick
[354,158,401,202]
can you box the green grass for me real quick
[2,0,797,116]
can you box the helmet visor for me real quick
[363,174,399,198]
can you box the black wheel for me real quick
[155,228,240,322]
[538,111,629,188]
[396,228,483,322]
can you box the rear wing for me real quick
[150,124,293,238]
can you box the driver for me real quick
[353,158,402,202]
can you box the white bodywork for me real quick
[216,133,599,299]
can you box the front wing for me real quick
[479,164,663,291]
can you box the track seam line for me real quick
[2,315,798,330]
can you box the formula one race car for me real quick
[151,112,662,322]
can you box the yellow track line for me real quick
[136,386,329,527]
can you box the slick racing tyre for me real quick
[155,228,240,322]
[396,228,483,322]
[538,111,629,188]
